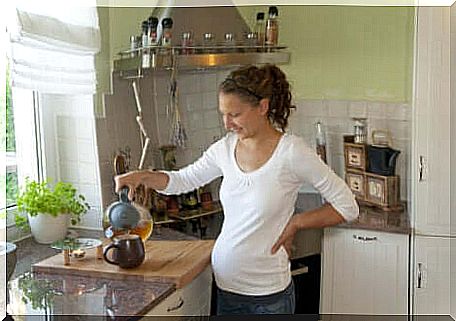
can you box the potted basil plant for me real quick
[15,179,90,244]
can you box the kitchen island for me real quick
[7,228,214,320]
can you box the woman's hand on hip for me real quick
[271,216,299,256]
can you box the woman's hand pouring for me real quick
[114,170,170,201]
[114,171,145,201]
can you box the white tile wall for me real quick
[38,94,103,230]
[290,99,412,200]
[98,68,237,207]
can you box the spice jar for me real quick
[352,118,368,144]
[181,32,194,54]
[202,33,216,53]
[223,33,236,52]
[244,32,258,52]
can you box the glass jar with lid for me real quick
[202,33,216,53]
[181,32,194,54]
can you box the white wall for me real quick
[40,94,102,229]
[289,99,411,197]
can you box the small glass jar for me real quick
[223,33,236,52]
[202,33,216,53]
[181,32,194,54]
[130,35,139,58]
[244,32,258,52]
[352,117,368,144]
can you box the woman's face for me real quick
[218,92,268,139]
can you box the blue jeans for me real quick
[216,281,295,315]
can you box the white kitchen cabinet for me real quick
[145,266,212,318]
[412,6,452,237]
[413,236,451,315]
[320,228,409,315]
[410,6,454,318]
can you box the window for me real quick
[5,65,18,209]
[3,64,42,229]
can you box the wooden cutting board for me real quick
[33,240,214,288]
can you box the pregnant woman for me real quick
[115,64,359,315]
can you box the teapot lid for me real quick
[108,202,140,230]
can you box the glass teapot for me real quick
[103,187,153,242]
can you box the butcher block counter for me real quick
[7,239,215,320]
[33,240,214,289]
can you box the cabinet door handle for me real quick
[417,263,423,288]
[353,234,377,242]
[167,297,184,312]
[419,156,426,182]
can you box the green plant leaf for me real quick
[15,178,90,229]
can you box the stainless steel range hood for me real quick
[113,6,290,74]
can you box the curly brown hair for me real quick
[219,64,296,132]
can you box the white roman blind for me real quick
[7,0,101,94]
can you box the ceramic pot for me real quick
[28,213,70,244]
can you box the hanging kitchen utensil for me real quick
[132,80,152,170]
[114,154,127,175]
[168,52,187,148]
[170,89,188,147]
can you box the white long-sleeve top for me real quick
[159,132,358,295]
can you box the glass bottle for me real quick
[141,20,149,48]
[315,121,327,164]
[254,12,265,47]
[141,20,151,68]
[160,18,173,48]
[265,6,279,47]
[148,16,159,47]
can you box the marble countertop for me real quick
[338,204,411,234]
[8,272,175,320]
[7,227,200,320]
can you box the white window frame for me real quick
[6,89,43,229]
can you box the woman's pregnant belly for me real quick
[211,232,291,296]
